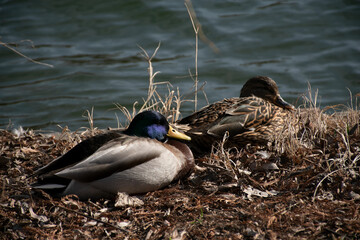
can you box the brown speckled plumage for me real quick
[176,76,296,155]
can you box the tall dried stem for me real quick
[185,0,199,111]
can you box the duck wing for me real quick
[35,130,124,177]
[178,98,238,126]
[207,96,276,137]
[55,136,165,182]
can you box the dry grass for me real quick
[1,98,359,238]
[114,0,213,124]
[114,43,188,126]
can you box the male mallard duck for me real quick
[33,110,194,200]
[176,76,296,155]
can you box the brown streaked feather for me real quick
[208,97,277,137]
[176,76,296,156]
[178,98,237,126]
[177,96,291,155]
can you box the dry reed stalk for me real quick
[267,82,360,172]
[184,0,219,54]
[288,85,360,201]
[0,40,54,68]
[205,131,243,181]
[113,1,213,125]
[83,107,95,132]
[137,43,162,112]
[114,43,190,125]
[184,0,215,112]
[185,0,199,111]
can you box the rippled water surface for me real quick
[1,0,359,131]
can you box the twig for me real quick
[312,167,358,202]
[0,40,54,68]
[56,204,128,232]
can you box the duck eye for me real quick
[172,129,176,132]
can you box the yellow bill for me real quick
[167,125,191,141]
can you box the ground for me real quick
[1,107,359,239]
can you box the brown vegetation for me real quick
[1,87,359,239]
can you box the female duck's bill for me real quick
[32,110,194,200]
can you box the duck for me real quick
[176,76,296,155]
[32,110,194,200]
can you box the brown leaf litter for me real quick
[1,108,360,239]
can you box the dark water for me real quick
[1,0,359,131]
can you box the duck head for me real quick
[240,76,295,111]
[124,110,191,142]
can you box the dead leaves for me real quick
[0,127,359,239]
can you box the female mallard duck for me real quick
[176,76,296,155]
[33,110,194,200]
